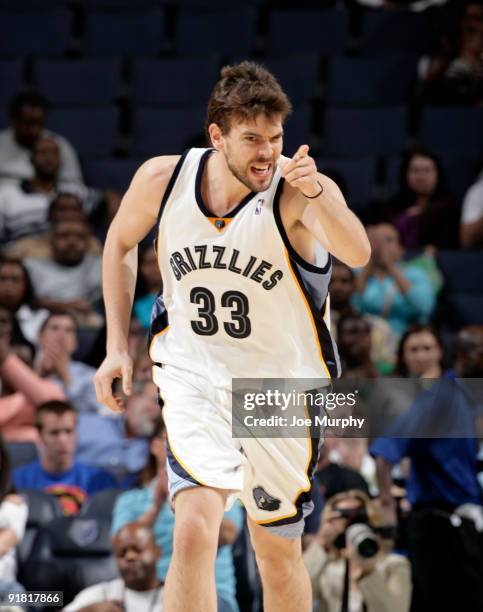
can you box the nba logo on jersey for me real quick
[255,198,264,215]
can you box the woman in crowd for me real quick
[387,148,459,251]
[0,434,28,596]
[303,489,411,612]
[354,223,435,337]
[0,257,48,344]
[395,324,445,379]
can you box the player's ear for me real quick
[208,123,223,150]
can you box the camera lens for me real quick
[346,524,380,559]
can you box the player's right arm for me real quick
[94,155,179,412]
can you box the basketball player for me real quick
[94,62,370,612]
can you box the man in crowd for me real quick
[371,325,483,612]
[0,91,83,188]
[35,311,105,415]
[24,220,102,327]
[64,523,164,612]
[13,400,117,515]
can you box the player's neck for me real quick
[202,151,252,217]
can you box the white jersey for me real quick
[149,148,340,389]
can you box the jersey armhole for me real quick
[273,177,331,274]
[155,148,191,227]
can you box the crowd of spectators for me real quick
[0,1,482,611]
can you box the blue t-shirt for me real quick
[370,376,482,508]
[111,483,242,611]
[13,459,117,515]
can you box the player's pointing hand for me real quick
[279,144,322,199]
[93,351,133,413]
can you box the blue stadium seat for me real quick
[359,9,430,55]
[0,10,72,57]
[131,58,220,106]
[22,517,118,605]
[444,295,483,328]
[47,107,119,156]
[420,108,483,156]
[5,441,38,469]
[322,107,407,156]
[0,60,24,106]
[131,107,206,156]
[437,251,483,295]
[282,106,312,158]
[262,56,319,106]
[16,489,62,581]
[84,9,165,56]
[326,56,417,106]
[81,157,143,192]
[267,9,348,57]
[82,0,160,8]
[316,157,377,210]
[80,489,122,520]
[33,59,122,106]
[175,9,257,57]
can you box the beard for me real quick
[224,147,275,193]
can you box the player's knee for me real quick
[254,540,302,586]
[174,512,219,559]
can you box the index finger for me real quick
[293,144,309,161]
[94,373,123,412]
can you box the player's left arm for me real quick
[280,145,371,268]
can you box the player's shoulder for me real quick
[136,154,181,182]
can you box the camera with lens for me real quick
[333,507,380,559]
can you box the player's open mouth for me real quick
[250,164,271,177]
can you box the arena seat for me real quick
[175,9,257,57]
[262,56,319,106]
[358,9,430,56]
[321,107,407,156]
[80,489,122,521]
[22,516,118,606]
[0,10,72,57]
[316,157,377,211]
[47,107,119,156]
[267,8,348,56]
[81,157,143,192]
[32,59,121,106]
[282,105,312,157]
[5,441,38,469]
[326,56,417,106]
[0,59,24,106]
[82,0,160,8]
[420,107,483,156]
[16,489,62,581]
[131,107,206,156]
[84,9,165,57]
[131,58,220,106]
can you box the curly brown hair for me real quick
[205,61,292,141]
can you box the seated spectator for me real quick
[0,257,48,344]
[0,91,83,189]
[330,259,397,374]
[76,381,160,486]
[13,400,117,515]
[0,307,64,443]
[371,325,483,612]
[0,434,28,598]
[384,147,460,250]
[133,245,162,330]
[64,523,163,612]
[24,220,102,328]
[460,169,483,248]
[5,193,102,260]
[35,310,106,415]
[0,136,87,248]
[338,313,379,378]
[354,223,435,336]
[111,419,243,612]
[423,1,483,105]
[303,489,411,612]
[395,324,445,378]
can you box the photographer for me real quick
[303,490,411,612]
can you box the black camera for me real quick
[333,507,380,559]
